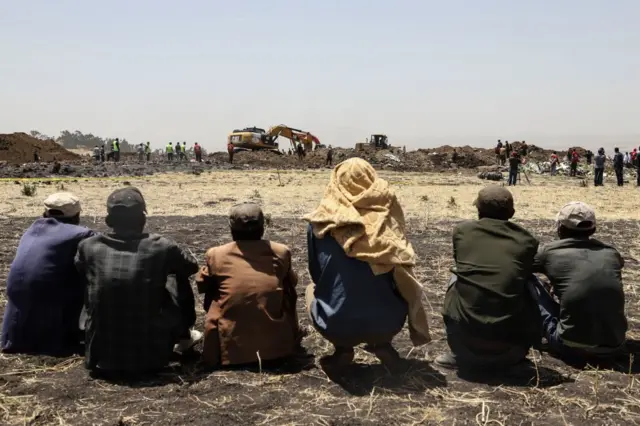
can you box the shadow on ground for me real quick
[321,358,447,396]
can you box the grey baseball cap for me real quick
[556,201,596,231]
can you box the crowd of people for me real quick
[1,158,629,378]
[91,140,205,164]
[496,140,640,187]
[551,147,640,187]
[89,139,333,167]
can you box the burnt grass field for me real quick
[0,216,638,425]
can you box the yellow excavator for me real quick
[227,125,321,152]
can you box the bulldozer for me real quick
[355,134,390,151]
[227,125,320,152]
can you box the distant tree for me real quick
[57,130,134,152]
[29,130,52,141]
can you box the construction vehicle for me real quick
[227,125,320,152]
[355,134,390,151]
[227,127,276,151]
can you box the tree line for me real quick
[30,130,136,152]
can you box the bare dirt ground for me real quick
[0,171,638,425]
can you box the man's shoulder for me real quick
[269,241,292,258]
[206,241,237,254]
[453,219,477,233]
[459,219,537,244]
[543,237,619,253]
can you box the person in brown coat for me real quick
[196,202,301,367]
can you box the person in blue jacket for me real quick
[1,192,95,355]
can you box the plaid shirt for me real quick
[75,232,198,373]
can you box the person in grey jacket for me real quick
[593,148,606,186]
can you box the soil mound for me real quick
[0,133,80,164]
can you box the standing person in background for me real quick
[550,152,559,176]
[145,142,151,162]
[137,143,144,162]
[520,141,528,157]
[194,143,202,162]
[181,142,187,161]
[451,148,459,164]
[624,152,631,168]
[166,142,174,161]
[631,148,637,166]
[570,149,579,177]
[499,145,507,166]
[505,141,511,158]
[93,145,100,162]
[585,150,593,166]
[495,140,503,164]
[613,147,624,186]
[326,145,334,167]
[593,148,606,186]
[508,152,520,186]
[113,139,120,162]
[100,145,105,162]
[227,141,234,164]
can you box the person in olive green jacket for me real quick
[436,185,541,371]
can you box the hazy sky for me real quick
[2,1,639,150]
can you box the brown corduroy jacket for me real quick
[196,240,300,366]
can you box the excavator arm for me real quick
[266,125,320,151]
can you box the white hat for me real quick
[43,192,81,218]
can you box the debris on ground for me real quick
[0,132,603,179]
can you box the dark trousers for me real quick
[304,284,396,348]
[167,153,173,161]
[570,163,577,176]
[228,152,234,163]
[146,153,151,162]
[443,276,530,369]
[531,280,622,361]
[594,168,604,186]
[166,275,196,339]
[114,151,120,162]
[195,153,202,162]
[326,156,332,166]
[615,167,624,186]
[508,169,518,186]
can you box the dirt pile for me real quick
[0,133,80,164]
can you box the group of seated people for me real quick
[1,158,628,376]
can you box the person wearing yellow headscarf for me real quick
[304,158,431,367]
